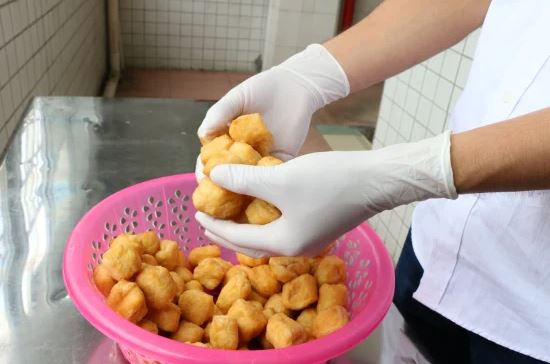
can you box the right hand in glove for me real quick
[195,44,349,179]
[195,132,457,258]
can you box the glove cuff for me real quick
[276,44,350,108]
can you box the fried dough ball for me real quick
[264,293,292,317]
[204,322,212,342]
[184,280,204,291]
[229,113,273,156]
[188,342,210,348]
[257,156,283,166]
[263,307,276,320]
[269,257,310,283]
[217,273,252,313]
[174,266,193,282]
[193,257,231,290]
[177,251,189,268]
[149,302,181,332]
[171,321,204,343]
[189,245,221,267]
[224,265,253,285]
[229,142,262,165]
[260,332,274,349]
[200,134,233,164]
[135,265,177,309]
[312,306,349,338]
[233,212,249,224]
[209,315,239,350]
[213,304,224,316]
[315,256,346,286]
[265,313,308,348]
[248,289,268,305]
[141,254,158,266]
[107,280,148,323]
[203,150,243,176]
[282,274,318,310]
[178,290,214,326]
[192,178,246,219]
[227,298,267,342]
[170,271,186,296]
[109,234,144,255]
[136,231,161,255]
[138,319,158,334]
[102,241,142,281]
[296,308,317,336]
[93,264,116,296]
[249,265,281,297]
[200,127,229,146]
[317,284,348,311]
[154,240,180,271]
[245,199,281,225]
[236,252,268,267]
[250,301,264,311]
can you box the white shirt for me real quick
[412,1,550,362]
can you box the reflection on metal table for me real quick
[0,97,428,364]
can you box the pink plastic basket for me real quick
[63,173,394,364]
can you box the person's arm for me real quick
[452,107,550,193]
[325,0,491,92]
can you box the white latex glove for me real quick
[195,132,457,258]
[195,44,349,179]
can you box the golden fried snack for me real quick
[193,257,230,290]
[107,280,148,323]
[315,256,346,286]
[200,134,233,164]
[188,342,210,348]
[229,142,262,165]
[263,307,276,320]
[136,231,161,255]
[224,265,253,285]
[269,257,310,283]
[177,251,189,268]
[109,234,144,255]
[204,322,212,342]
[189,244,222,267]
[229,113,273,156]
[317,283,348,311]
[296,308,317,336]
[138,319,158,334]
[245,199,281,225]
[209,315,239,350]
[239,346,249,351]
[102,241,142,281]
[171,321,204,343]
[233,212,249,224]
[236,252,268,267]
[170,271,186,296]
[312,305,349,338]
[178,290,215,326]
[217,273,252,313]
[192,178,246,219]
[203,150,243,176]
[184,280,204,291]
[282,274,318,310]
[227,298,267,342]
[213,304,223,316]
[155,240,180,271]
[264,293,292,317]
[174,266,193,282]
[257,156,283,166]
[250,301,264,311]
[260,332,274,349]
[309,257,322,275]
[265,313,308,348]
[249,265,281,297]
[141,254,158,266]
[135,265,177,309]
[149,302,181,332]
[93,264,116,297]
[200,127,229,146]
[248,289,268,305]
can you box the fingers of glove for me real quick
[204,230,270,258]
[195,155,205,183]
[209,164,280,202]
[195,212,276,252]
[198,88,243,139]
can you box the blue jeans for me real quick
[393,229,547,364]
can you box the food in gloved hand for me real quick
[229,142,262,165]
[93,232,351,349]
[245,198,281,225]
[229,113,273,156]
[203,150,243,176]
[193,177,246,219]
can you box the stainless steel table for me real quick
[0,97,429,364]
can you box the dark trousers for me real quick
[393,229,547,364]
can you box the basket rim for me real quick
[63,173,394,364]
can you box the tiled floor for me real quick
[115,68,381,152]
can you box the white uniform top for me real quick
[411,1,550,362]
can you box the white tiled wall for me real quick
[120,0,268,72]
[262,0,341,69]
[368,29,481,263]
[0,0,107,156]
